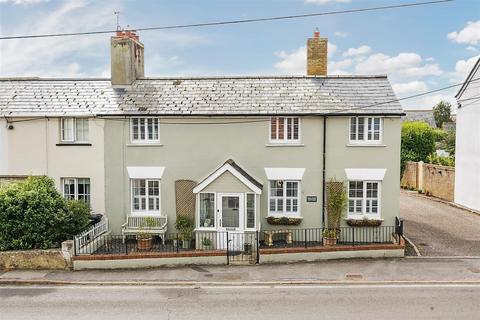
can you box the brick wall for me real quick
[401,161,455,202]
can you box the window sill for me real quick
[126,143,164,147]
[346,143,386,147]
[265,143,304,147]
[345,216,382,221]
[130,212,163,217]
[266,214,303,218]
[194,228,217,232]
[56,143,92,146]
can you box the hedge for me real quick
[0,176,90,251]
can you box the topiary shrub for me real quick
[0,176,90,251]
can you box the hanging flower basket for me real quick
[346,218,383,227]
[266,216,302,226]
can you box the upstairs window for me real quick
[348,181,380,218]
[350,117,382,144]
[62,178,91,205]
[269,180,300,215]
[270,117,300,143]
[130,118,160,144]
[61,118,89,142]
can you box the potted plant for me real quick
[323,179,347,246]
[137,217,157,251]
[201,237,212,250]
[175,216,194,249]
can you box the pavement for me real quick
[1,284,480,320]
[2,257,480,285]
[400,190,480,256]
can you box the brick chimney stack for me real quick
[111,30,144,87]
[307,30,328,76]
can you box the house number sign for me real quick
[306,196,317,203]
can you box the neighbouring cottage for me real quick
[454,57,480,212]
[0,31,403,248]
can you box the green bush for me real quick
[427,153,455,167]
[0,176,90,251]
[401,121,436,173]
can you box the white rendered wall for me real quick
[455,69,480,211]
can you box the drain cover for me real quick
[345,273,363,280]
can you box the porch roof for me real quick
[193,159,263,194]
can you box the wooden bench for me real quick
[121,216,168,244]
[263,230,293,246]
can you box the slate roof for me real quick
[0,75,403,117]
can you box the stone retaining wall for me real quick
[401,161,455,202]
[0,249,69,270]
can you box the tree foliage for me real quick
[437,129,456,155]
[0,176,90,251]
[433,101,452,128]
[401,121,436,171]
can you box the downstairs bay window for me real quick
[199,193,215,228]
[268,180,300,216]
[347,181,381,218]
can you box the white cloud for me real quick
[0,0,49,4]
[304,0,351,4]
[273,42,337,75]
[0,0,208,78]
[466,46,478,53]
[342,45,371,57]
[274,46,306,75]
[450,55,480,83]
[447,21,480,45]
[0,0,115,77]
[334,31,349,38]
[392,81,428,95]
[355,52,442,77]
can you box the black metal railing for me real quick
[74,225,400,263]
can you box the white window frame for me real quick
[347,180,381,219]
[245,193,256,230]
[60,118,89,143]
[269,117,301,144]
[197,192,217,230]
[268,180,301,216]
[130,178,161,216]
[349,117,383,144]
[61,177,91,205]
[130,117,160,144]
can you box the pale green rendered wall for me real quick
[104,116,401,233]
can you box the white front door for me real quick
[218,193,244,250]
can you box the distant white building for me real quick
[454,57,480,212]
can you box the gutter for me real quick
[94,112,405,118]
[322,116,327,227]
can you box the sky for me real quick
[0,0,479,110]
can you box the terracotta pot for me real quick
[137,237,152,250]
[323,237,338,246]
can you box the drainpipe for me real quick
[322,116,327,227]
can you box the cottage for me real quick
[0,31,403,251]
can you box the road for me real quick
[400,190,480,256]
[1,284,479,320]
